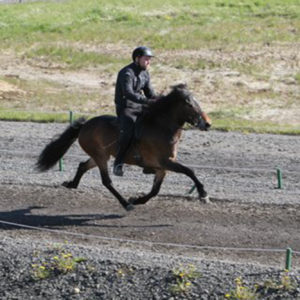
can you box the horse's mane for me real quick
[146,83,191,116]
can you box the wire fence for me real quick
[1,147,300,176]
[1,219,299,254]
[0,219,299,270]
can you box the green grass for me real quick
[210,106,300,135]
[25,45,127,70]
[295,73,300,84]
[1,0,299,53]
[212,116,300,135]
[1,0,299,67]
[1,108,299,135]
[0,108,90,123]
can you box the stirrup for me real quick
[113,164,124,176]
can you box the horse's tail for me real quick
[36,117,86,171]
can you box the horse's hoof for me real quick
[125,204,135,211]
[62,181,70,188]
[128,197,136,205]
[200,195,210,204]
[62,181,76,189]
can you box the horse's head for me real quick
[170,84,211,130]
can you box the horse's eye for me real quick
[185,97,193,106]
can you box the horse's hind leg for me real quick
[95,160,133,211]
[129,170,166,205]
[62,158,96,189]
[162,159,210,203]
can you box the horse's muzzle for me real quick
[196,112,211,131]
[197,118,211,131]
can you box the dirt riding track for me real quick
[0,121,299,268]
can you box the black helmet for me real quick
[132,46,154,61]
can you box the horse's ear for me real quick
[171,83,188,91]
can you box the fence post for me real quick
[188,184,196,194]
[59,158,64,172]
[69,110,74,124]
[277,168,282,189]
[285,247,292,270]
[58,111,74,171]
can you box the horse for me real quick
[36,84,211,211]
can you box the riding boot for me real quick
[113,130,132,176]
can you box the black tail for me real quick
[36,118,86,171]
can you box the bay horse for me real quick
[36,84,211,211]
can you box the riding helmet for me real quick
[132,46,154,61]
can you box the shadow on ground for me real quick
[0,206,172,230]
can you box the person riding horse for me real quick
[113,46,157,176]
[37,84,211,211]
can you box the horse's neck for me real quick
[144,110,184,144]
[155,106,184,131]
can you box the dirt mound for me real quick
[0,78,25,100]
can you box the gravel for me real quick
[1,234,299,300]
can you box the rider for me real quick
[113,46,157,176]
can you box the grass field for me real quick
[0,0,299,133]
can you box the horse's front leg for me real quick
[161,159,210,203]
[129,170,166,205]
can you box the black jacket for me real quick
[114,62,156,117]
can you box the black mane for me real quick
[146,83,191,116]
